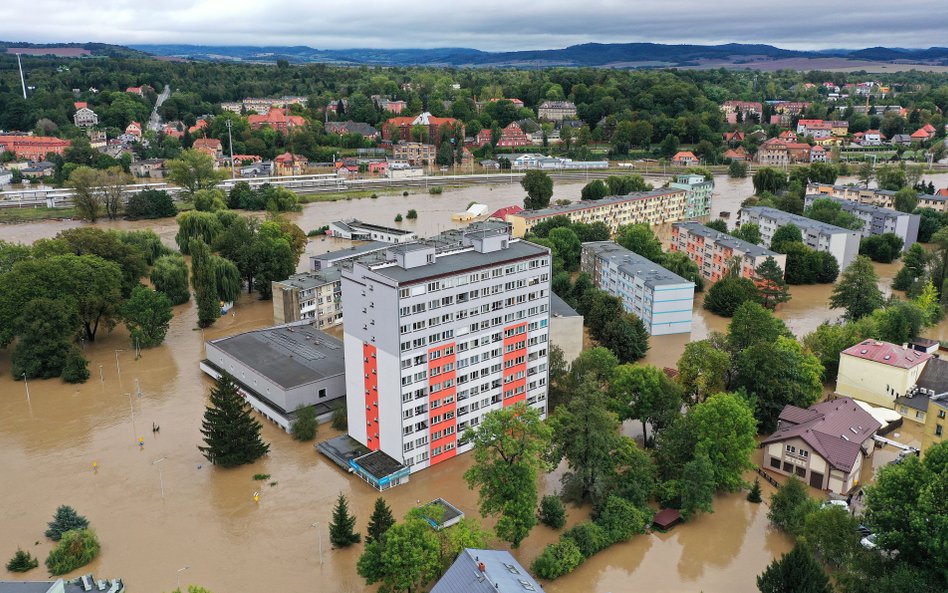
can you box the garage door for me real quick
[809,471,824,489]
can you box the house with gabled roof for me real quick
[761,397,881,493]
[671,151,698,166]
[836,339,931,408]
[431,548,545,593]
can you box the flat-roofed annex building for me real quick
[803,194,919,250]
[201,321,346,431]
[342,227,551,474]
[670,221,786,283]
[581,241,695,335]
[739,206,861,270]
[506,189,688,238]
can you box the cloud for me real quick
[0,0,945,50]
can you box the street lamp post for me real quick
[175,566,190,591]
[153,457,166,498]
[311,521,323,565]
[22,373,31,406]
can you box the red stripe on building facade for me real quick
[428,342,457,466]
[502,322,528,407]
[363,343,379,451]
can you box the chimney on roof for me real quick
[478,562,486,572]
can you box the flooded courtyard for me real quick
[3,173,947,591]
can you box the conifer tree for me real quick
[329,493,361,548]
[756,545,832,593]
[45,505,89,541]
[6,548,39,572]
[366,497,395,544]
[755,256,790,310]
[198,373,269,467]
[747,478,763,503]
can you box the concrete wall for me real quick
[549,314,583,366]
[649,283,695,335]
[836,354,926,408]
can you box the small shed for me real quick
[420,498,465,530]
[653,508,682,531]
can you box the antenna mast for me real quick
[16,53,27,99]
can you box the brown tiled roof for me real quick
[762,397,881,473]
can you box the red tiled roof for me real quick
[922,123,936,133]
[841,339,930,369]
[935,188,948,197]
[762,397,882,473]
[911,128,931,139]
[672,151,697,161]
[193,138,222,150]
[74,101,88,109]
[490,205,523,220]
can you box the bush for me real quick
[593,496,648,543]
[125,189,176,220]
[291,405,318,441]
[406,209,418,220]
[6,548,38,572]
[428,186,443,195]
[859,233,904,263]
[45,505,90,541]
[45,529,100,576]
[371,194,378,199]
[394,213,403,222]
[563,522,608,558]
[402,191,409,196]
[768,476,819,536]
[538,494,566,529]
[331,405,347,431]
[703,276,760,317]
[252,473,271,481]
[62,348,90,384]
[728,160,749,178]
[531,539,584,580]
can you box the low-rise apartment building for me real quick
[739,206,861,270]
[537,101,577,121]
[669,173,714,218]
[803,194,919,249]
[835,339,931,409]
[393,142,436,165]
[582,241,694,335]
[507,189,688,238]
[670,221,786,283]
[272,268,343,328]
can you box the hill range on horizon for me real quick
[4,40,948,71]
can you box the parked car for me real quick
[822,500,849,510]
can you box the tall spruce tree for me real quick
[45,505,89,541]
[329,493,361,548]
[198,373,269,467]
[366,497,395,544]
[755,256,791,310]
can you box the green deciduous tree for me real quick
[802,318,879,381]
[329,493,361,548]
[800,506,861,567]
[121,284,173,347]
[756,546,832,593]
[538,494,566,529]
[686,392,757,492]
[581,179,609,200]
[198,373,270,467]
[462,403,551,547]
[771,224,803,251]
[677,338,732,404]
[521,170,554,210]
[752,167,789,195]
[167,149,226,195]
[357,514,441,593]
[703,275,760,317]
[609,364,683,446]
[728,301,792,352]
[830,255,885,320]
[151,254,191,305]
[894,186,920,213]
[860,233,905,263]
[768,476,819,536]
[125,189,176,220]
[615,223,664,262]
[679,453,716,520]
[531,538,584,580]
[732,222,763,245]
[290,405,317,441]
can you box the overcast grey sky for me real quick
[0,1,945,50]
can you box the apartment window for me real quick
[318,388,327,399]
[785,445,796,454]
[937,424,943,437]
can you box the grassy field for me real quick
[0,205,79,223]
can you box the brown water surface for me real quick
[5,173,946,591]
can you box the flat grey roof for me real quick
[804,194,908,218]
[741,206,858,235]
[584,241,692,288]
[371,240,548,284]
[341,219,415,236]
[550,293,580,318]
[208,323,345,389]
[673,221,780,258]
[277,267,342,290]
[518,189,682,219]
[310,241,389,263]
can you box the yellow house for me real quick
[813,136,840,147]
[922,398,947,456]
[836,340,930,408]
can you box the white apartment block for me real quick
[581,241,695,335]
[507,189,688,238]
[739,206,861,270]
[803,194,920,250]
[342,227,551,474]
[671,221,786,283]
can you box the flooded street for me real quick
[3,173,946,591]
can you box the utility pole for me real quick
[311,522,323,565]
[226,119,236,179]
[16,54,27,99]
[153,457,166,498]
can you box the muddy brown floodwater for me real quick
[3,174,948,592]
